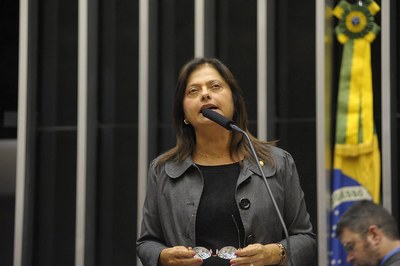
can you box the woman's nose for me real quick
[200,87,211,101]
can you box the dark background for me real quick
[0,0,398,265]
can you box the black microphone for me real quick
[201,108,293,265]
[201,108,235,130]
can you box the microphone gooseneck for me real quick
[201,108,293,265]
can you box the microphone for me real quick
[201,108,293,265]
[201,108,235,130]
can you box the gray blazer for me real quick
[136,145,316,266]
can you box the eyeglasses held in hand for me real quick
[193,246,237,259]
[193,215,241,260]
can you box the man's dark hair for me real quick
[336,200,399,240]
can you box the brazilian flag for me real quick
[330,0,381,265]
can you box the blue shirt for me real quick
[380,246,400,266]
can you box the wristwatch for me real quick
[275,243,287,265]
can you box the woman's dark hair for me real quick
[157,57,275,165]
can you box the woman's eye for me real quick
[210,83,222,89]
[187,87,199,95]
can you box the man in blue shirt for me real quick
[336,200,400,266]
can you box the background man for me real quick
[336,200,400,266]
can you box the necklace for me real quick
[196,151,230,159]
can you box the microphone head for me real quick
[201,108,234,130]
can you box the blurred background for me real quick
[0,0,398,265]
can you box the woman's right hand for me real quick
[159,246,203,266]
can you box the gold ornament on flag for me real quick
[333,0,380,43]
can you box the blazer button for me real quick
[239,198,251,209]
[247,234,255,244]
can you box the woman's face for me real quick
[182,64,234,130]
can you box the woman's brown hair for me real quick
[157,57,275,166]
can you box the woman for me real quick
[136,58,316,266]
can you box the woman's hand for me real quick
[230,243,284,266]
[158,246,203,266]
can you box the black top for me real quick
[196,163,245,265]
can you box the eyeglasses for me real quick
[342,242,355,252]
[193,246,238,260]
[342,228,370,253]
[193,215,241,260]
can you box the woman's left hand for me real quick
[229,243,281,266]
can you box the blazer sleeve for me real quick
[279,150,317,266]
[136,160,167,266]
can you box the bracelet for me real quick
[275,243,286,265]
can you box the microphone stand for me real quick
[201,108,293,265]
[230,124,293,266]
